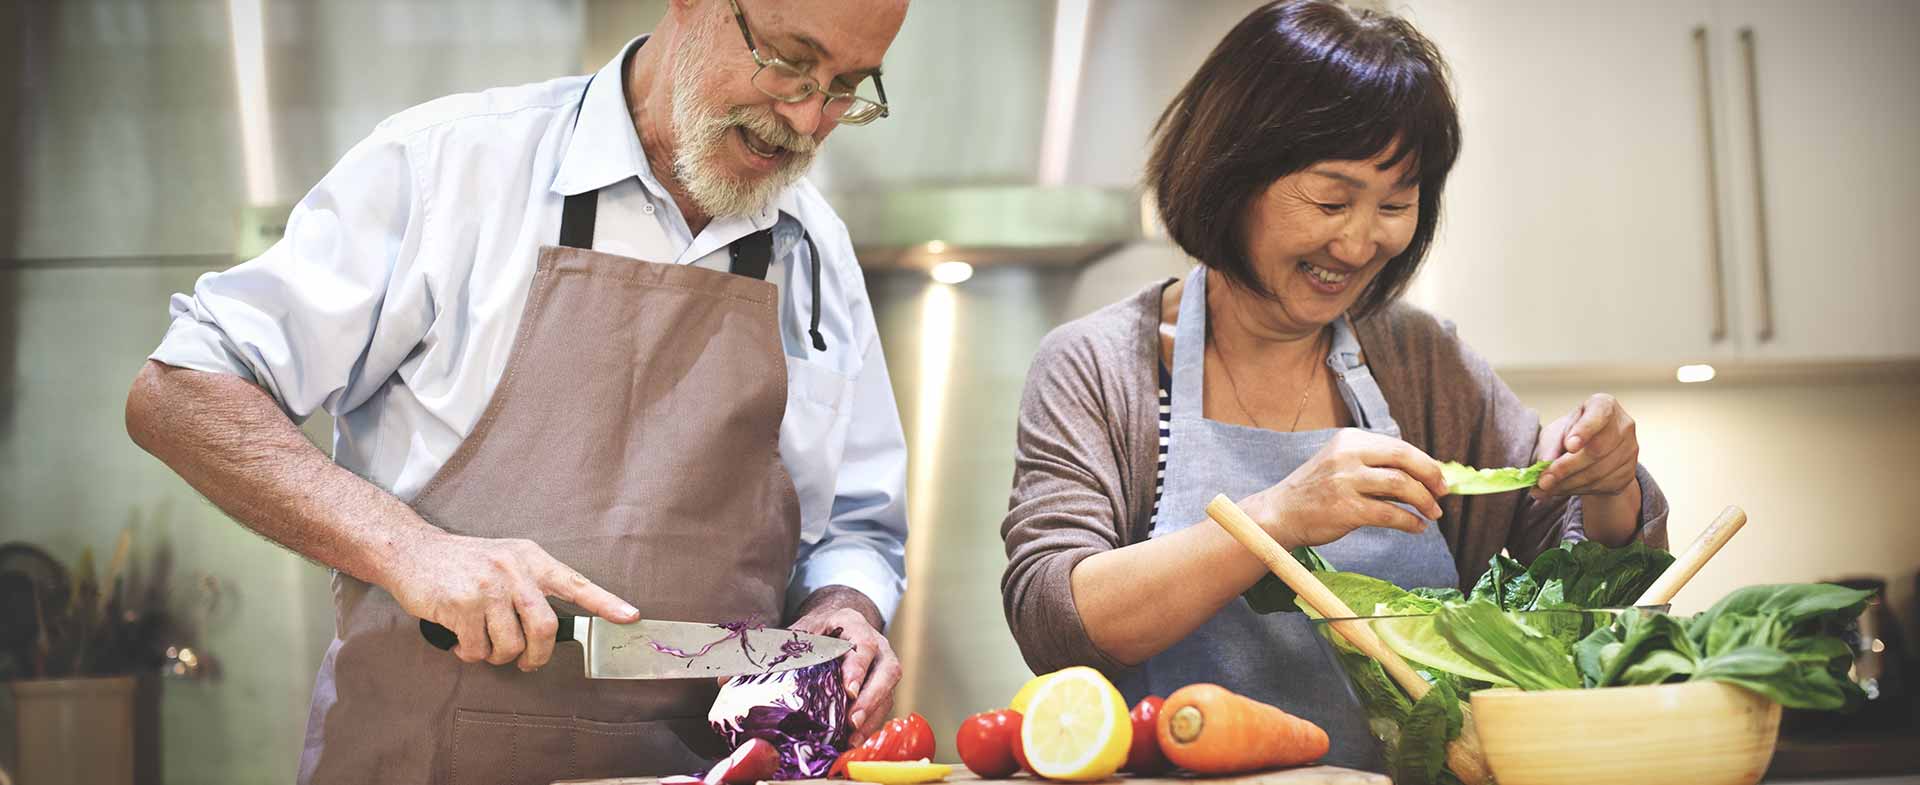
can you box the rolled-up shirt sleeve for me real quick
[151,124,426,422]
[786,276,909,627]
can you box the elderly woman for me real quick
[1000,0,1670,771]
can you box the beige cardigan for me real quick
[1000,280,1670,674]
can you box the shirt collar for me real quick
[1328,314,1366,370]
[551,36,651,197]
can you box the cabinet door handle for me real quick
[1695,26,1729,343]
[1740,27,1777,342]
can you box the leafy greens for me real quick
[1246,540,1864,785]
[1440,460,1551,495]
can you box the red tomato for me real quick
[1122,696,1170,774]
[868,722,905,760]
[828,746,872,779]
[901,713,936,761]
[1007,712,1030,773]
[956,710,1022,778]
[853,713,938,764]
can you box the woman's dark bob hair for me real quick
[1147,0,1461,320]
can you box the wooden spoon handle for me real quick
[1635,505,1747,607]
[1205,494,1433,701]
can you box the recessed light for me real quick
[1676,364,1716,384]
[930,260,974,285]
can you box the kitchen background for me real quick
[2,0,1916,782]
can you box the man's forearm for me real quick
[793,584,884,632]
[125,360,440,589]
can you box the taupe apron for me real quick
[298,126,802,783]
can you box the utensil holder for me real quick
[10,675,134,785]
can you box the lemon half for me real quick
[1017,667,1131,781]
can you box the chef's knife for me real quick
[418,614,852,679]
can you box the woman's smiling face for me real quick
[1239,150,1421,331]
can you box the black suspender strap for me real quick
[558,191,597,249]
[728,228,774,280]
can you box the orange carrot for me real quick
[1155,683,1329,774]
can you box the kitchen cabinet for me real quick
[1713,1,1920,362]
[1392,0,1920,369]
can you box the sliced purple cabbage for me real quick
[708,659,851,779]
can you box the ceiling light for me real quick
[930,260,974,285]
[924,240,948,254]
[1676,364,1717,384]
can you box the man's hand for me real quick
[386,532,639,672]
[790,585,897,745]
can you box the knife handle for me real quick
[418,616,578,652]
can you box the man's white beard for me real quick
[668,43,818,218]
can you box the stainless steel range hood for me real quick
[831,185,1143,270]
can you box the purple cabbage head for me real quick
[708,659,851,779]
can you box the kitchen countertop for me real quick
[1763,724,1920,782]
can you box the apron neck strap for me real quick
[559,190,598,249]
[1170,265,1211,417]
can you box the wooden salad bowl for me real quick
[1469,680,1780,785]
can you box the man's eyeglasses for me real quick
[728,0,891,126]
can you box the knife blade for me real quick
[418,614,852,679]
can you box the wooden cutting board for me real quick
[557,769,1388,785]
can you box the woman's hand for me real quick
[1244,428,1447,548]
[1531,393,1639,499]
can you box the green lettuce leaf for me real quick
[1440,460,1550,495]
[1434,600,1582,691]
[1389,678,1463,785]
[1468,554,1527,606]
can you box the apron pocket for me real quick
[451,710,713,785]
[573,715,716,779]
[450,709,575,785]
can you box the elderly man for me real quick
[125,1,911,782]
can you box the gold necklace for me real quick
[1208,292,1326,432]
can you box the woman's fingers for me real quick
[1564,394,1618,453]
[1359,499,1428,535]
[1551,441,1637,495]
[1538,394,1637,495]
[1537,408,1576,463]
[1354,467,1442,520]
[1344,430,1447,498]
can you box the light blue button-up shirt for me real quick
[151,37,909,623]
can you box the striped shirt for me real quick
[1150,360,1172,532]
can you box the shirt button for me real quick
[643,203,655,215]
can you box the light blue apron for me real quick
[1114,266,1458,771]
